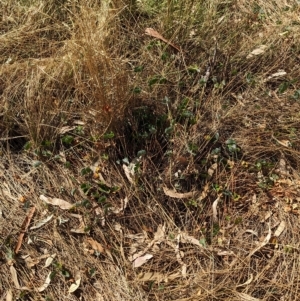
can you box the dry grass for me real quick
[1,0,300,300]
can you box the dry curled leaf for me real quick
[207,163,218,177]
[163,186,194,199]
[35,272,52,292]
[70,214,87,234]
[145,28,180,51]
[248,227,271,258]
[236,273,253,287]
[212,197,219,221]
[68,272,81,293]
[40,195,73,210]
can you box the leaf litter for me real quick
[40,195,73,210]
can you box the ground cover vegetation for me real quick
[1,0,300,300]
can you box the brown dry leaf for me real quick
[248,227,271,258]
[260,211,272,223]
[163,186,194,199]
[40,195,73,210]
[198,183,209,201]
[18,196,26,203]
[274,221,286,237]
[207,163,218,177]
[86,238,105,254]
[35,272,52,292]
[145,28,181,51]
[15,206,36,254]
[133,254,153,268]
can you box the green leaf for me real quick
[148,76,160,87]
[132,86,141,94]
[187,65,200,73]
[81,167,92,176]
[81,183,91,194]
[103,131,114,139]
[62,135,74,145]
[33,161,42,167]
[199,238,207,247]
[292,89,300,99]
[23,141,32,150]
[134,66,144,72]
[137,150,146,157]
[278,81,290,94]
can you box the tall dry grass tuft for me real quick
[0,0,129,150]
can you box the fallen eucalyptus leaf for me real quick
[163,186,194,199]
[5,289,13,301]
[36,272,52,292]
[30,215,53,230]
[247,45,267,59]
[68,273,81,293]
[133,254,153,268]
[44,254,56,268]
[40,195,73,210]
[145,28,180,51]
[274,221,286,237]
[122,164,134,184]
[248,227,271,258]
[212,197,220,221]
[10,265,20,289]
